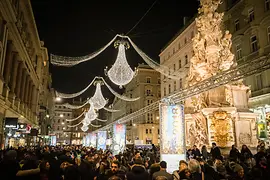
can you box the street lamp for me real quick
[56,97,62,102]
[46,114,50,118]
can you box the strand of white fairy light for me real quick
[51,35,119,66]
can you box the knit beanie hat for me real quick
[233,164,243,173]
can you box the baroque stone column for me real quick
[31,86,37,113]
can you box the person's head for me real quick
[184,169,191,178]
[111,160,120,173]
[40,160,50,173]
[179,160,188,171]
[188,159,201,173]
[134,157,143,165]
[193,145,197,149]
[160,161,167,170]
[242,144,247,150]
[232,145,235,149]
[234,165,244,178]
[212,142,217,148]
[134,151,141,159]
[4,150,17,161]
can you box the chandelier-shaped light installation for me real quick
[105,41,136,88]
[86,101,98,120]
[90,81,108,110]
[81,125,89,132]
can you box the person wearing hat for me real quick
[152,161,173,180]
[233,164,245,180]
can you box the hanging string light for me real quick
[105,40,136,88]
[51,35,119,66]
[101,77,140,101]
[90,81,108,110]
[86,101,98,120]
[81,125,89,132]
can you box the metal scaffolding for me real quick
[93,54,270,132]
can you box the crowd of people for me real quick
[0,141,270,180]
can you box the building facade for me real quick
[160,0,270,145]
[110,63,161,145]
[52,104,73,145]
[0,0,51,148]
[221,0,270,142]
[159,19,196,99]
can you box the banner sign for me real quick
[112,124,126,155]
[90,133,97,148]
[159,103,186,173]
[97,131,107,150]
[5,118,18,128]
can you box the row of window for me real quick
[164,31,195,61]
[235,28,270,61]
[145,77,161,84]
[55,113,71,117]
[145,128,160,134]
[163,78,183,96]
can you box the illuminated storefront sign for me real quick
[159,103,186,173]
[97,131,107,150]
[5,118,18,128]
[90,133,97,148]
[111,124,126,155]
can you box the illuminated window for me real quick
[235,19,240,31]
[164,87,166,96]
[256,74,263,90]
[179,78,183,89]
[146,77,151,83]
[250,35,258,52]
[236,44,242,60]
[185,55,188,65]
[248,8,255,22]
[266,0,270,11]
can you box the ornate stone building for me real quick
[220,0,270,142]
[160,0,266,148]
[109,63,161,145]
[0,0,52,147]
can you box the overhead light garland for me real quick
[56,77,97,99]
[86,101,98,120]
[51,35,119,66]
[90,81,108,110]
[101,77,140,101]
[105,40,136,88]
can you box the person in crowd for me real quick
[201,145,208,161]
[232,164,245,180]
[0,150,40,179]
[150,163,161,180]
[240,145,252,159]
[210,142,222,161]
[39,160,50,180]
[188,159,204,180]
[229,145,240,160]
[152,161,173,180]
[192,145,201,159]
[173,160,188,180]
[126,157,149,180]
[105,160,126,180]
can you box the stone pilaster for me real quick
[23,76,30,104]
[31,86,37,113]
[10,53,19,93]
[15,62,23,98]
[20,70,27,104]
[3,42,14,84]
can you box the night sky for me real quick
[31,0,199,101]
